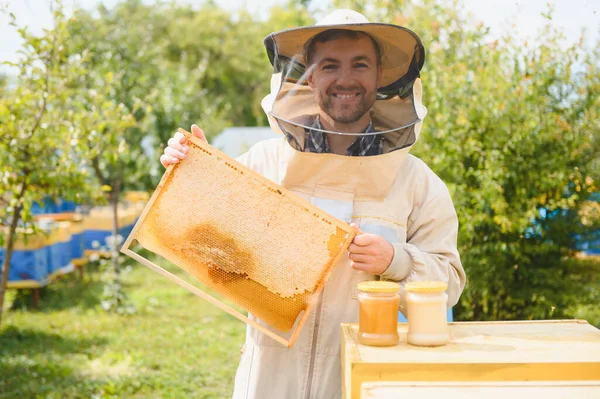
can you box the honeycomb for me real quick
[128,133,355,334]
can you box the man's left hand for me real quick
[348,226,394,275]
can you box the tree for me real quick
[156,0,314,131]
[65,0,315,193]
[63,0,233,310]
[63,0,166,311]
[0,1,98,326]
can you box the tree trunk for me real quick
[0,181,27,329]
[111,180,120,253]
[110,178,121,304]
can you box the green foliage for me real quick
[0,73,7,93]
[66,1,161,193]
[0,4,99,227]
[65,0,314,190]
[152,0,314,135]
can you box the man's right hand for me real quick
[160,124,207,168]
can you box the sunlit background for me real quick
[1,1,599,398]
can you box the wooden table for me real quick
[341,320,600,399]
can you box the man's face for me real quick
[307,35,380,125]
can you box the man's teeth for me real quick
[334,93,358,99]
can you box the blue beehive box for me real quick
[31,197,58,215]
[0,230,49,288]
[40,223,63,279]
[45,222,74,279]
[83,208,132,252]
[59,200,77,213]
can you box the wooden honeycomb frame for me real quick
[121,129,356,347]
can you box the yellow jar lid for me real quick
[357,281,400,293]
[405,280,448,293]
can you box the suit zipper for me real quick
[305,291,324,399]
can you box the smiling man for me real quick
[161,9,466,399]
[304,30,382,156]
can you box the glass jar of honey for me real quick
[405,281,449,347]
[357,281,400,347]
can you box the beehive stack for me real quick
[123,132,356,345]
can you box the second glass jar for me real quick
[406,280,449,347]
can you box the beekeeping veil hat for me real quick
[262,9,427,154]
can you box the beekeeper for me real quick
[160,9,466,399]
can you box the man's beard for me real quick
[317,86,377,125]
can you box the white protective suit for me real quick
[231,9,466,399]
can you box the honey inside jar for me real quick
[357,281,400,347]
[405,280,449,347]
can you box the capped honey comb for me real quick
[121,132,356,347]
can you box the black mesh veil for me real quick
[262,22,426,155]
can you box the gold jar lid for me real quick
[405,280,448,293]
[357,281,400,293]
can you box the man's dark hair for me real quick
[303,29,382,66]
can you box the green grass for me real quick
[0,257,246,399]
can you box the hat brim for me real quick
[264,23,425,88]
